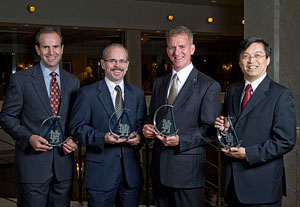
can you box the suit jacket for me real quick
[69,79,146,191]
[222,76,296,204]
[0,64,80,183]
[148,68,221,188]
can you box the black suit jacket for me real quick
[0,64,80,183]
[222,76,296,204]
[148,68,221,188]
[69,80,146,191]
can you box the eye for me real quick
[254,54,263,58]
[242,54,250,59]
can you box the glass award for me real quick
[153,104,178,138]
[217,116,241,149]
[40,116,67,147]
[109,109,136,140]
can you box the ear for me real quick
[35,45,40,55]
[266,57,271,66]
[61,44,64,53]
[190,44,195,55]
[100,59,105,70]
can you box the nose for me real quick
[174,47,180,55]
[48,47,54,55]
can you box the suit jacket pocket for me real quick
[179,147,203,155]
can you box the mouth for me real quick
[247,65,258,70]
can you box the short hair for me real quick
[166,26,193,45]
[238,37,272,59]
[102,43,129,60]
[35,27,63,47]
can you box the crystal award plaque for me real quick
[109,109,136,140]
[217,116,241,149]
[153,104,178,138]
[40,116,67,147]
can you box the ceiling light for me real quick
[207,17,214,23]
[167,14,174,21]
[27,5,36,13]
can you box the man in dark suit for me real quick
[0,27,80,206]
[215,37,296,206]
[70,43,146,207]
[143,26,221,207]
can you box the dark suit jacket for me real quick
[0,64,80,183]
[148,68,221,188]
[69,79,146,191]
[222,76,296,204]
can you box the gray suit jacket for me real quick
[222,76,296,204]
[0,64,80,183]
[148,68,221,188]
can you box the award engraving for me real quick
[109,109,136,140]
[153,104,178,138]
[40,116,67,147]
[217,116,241,149]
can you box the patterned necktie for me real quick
[241,84,252,111]
[168,73,178,105]
[115,85,124,119]
[50,72,60,115]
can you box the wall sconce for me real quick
[27,5,36,13]
[167,14,174,21]
[207,17,214,23]
[222,62,232,71]
[242,19,245,25]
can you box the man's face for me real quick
[35,32,64,71]
[100,46,129,84]
[239,42,270,82]
[166,33,195,72]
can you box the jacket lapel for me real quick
[173,68,197,112]
[58,68,67,116]
[31,64,53,117]
[239,77,270,119]
[97,80,115,118]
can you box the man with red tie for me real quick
[0,27,80,206]
[215,37,296,206]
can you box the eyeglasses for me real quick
[103,59,128,65]
[241,53,266,60]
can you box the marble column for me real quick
[244,0,299,206]
[125,30,142,89]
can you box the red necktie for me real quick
[50,72,60,115]
[241,84,252,111]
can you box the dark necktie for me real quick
[241,84,252,111]
[50,72,60,115]
[115,85,124,119]
[167,73,178,104]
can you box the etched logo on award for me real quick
[153,104,178,138]
[109,109,136,140]
[40,116,67,147]
[217,116,241,149]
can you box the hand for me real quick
[29,135,53,151]
[104,132,127,144]
[62,137,78,154]
[142,124,157,138]
[221,147,247,160]
[214,116,229,132]
[157,134,179,147]
[127,133,141,146]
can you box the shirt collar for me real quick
[104,77,124,94]
[40,62,60,77]
[244,73,267,92]
[171,62,193,83]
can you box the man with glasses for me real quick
[70,43,146,207]
[215,37,296,206]
[143,26,221,207]
[0,27,80,206]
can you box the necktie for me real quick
[115,85,124,119]
[50,72,60,115]
[168,73,178,104]
[241,84,252,111]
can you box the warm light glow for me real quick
[27,5,36,13]
[242,19,245,25]
[222,62,233,71]
[167,14,174,21]
[207,17,214,23]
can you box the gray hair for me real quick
[166,26,193,45]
